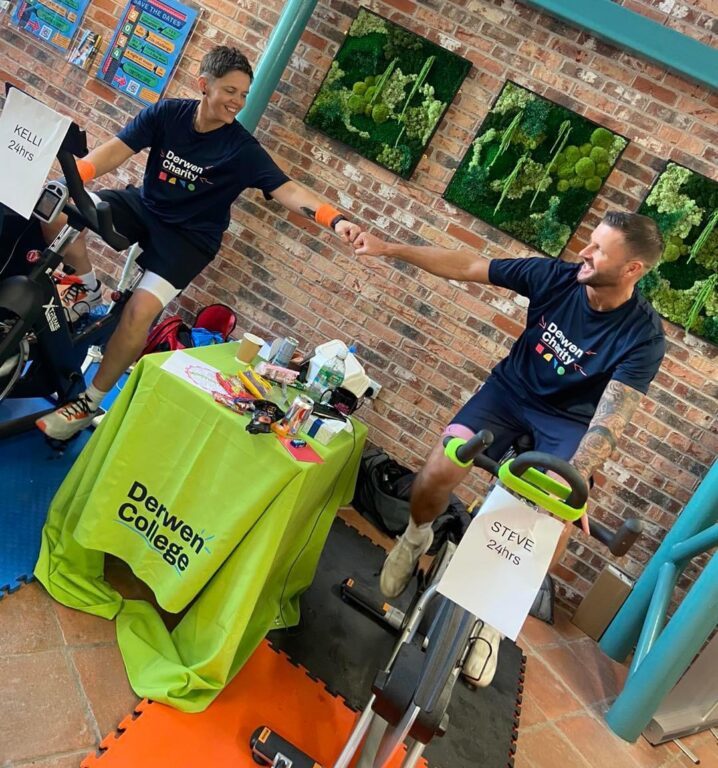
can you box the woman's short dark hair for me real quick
[602,210,663,268]
[200,46,253,81]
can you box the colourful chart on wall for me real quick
[98,0,198,106]
[11,0,91,51]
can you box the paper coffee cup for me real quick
[236,332,265,363]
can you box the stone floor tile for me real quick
[539,640,625,707]
[565,637,628,699]
[515,723,592,768]
[516,690,549,729]
[0,583,63,655]
[0,651,95,763]
[13,749,91,767]
[51,602,117,647]
[555,712,671,768]
[518,614,566,650]
[589,701,681,767]
[70,644,139,739]
[521,652,583,719]
[675,732,718,767]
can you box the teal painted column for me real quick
[600,460,718,661]
[238,0,319,134]
[604,553,718,741]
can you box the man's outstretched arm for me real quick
[572,379,643,483]
[353,231,491,283]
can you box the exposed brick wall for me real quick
[1,0,716,611]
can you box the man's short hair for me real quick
[602,210,663,269]
[200,46,253,81]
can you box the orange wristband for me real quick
[315,203,342,229]
[76,158,96,183]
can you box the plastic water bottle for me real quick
[309,348,347,400]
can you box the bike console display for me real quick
[32,182,69,224]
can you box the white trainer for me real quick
[36,393,99,440]
[380,526,433,599]
[56,275,103,323]
[462,621,504,687]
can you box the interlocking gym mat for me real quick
[0,426,92,596]
[0,373,127,597]
[269,517,525,768]
[81,640,421,768]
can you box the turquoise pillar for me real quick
[238,0,319,133]
[601,460,718,661]
[599,460,718,742]
[604,552,718,741]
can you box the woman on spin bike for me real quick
[37,45,362,440]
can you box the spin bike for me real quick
[0,111,136,438]
[251,430,643,768]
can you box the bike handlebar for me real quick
[449,430,643,554]
[507,450,588,512]
[57,149,130,252]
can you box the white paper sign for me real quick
[0,88,71,218]
[436,484,564,640]
[160,350,222,395]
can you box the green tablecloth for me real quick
[34,344,366,712]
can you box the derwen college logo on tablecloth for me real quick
[116,480,213,573]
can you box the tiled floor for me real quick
[0,507,716,768]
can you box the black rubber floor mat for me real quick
[269,517,524,768]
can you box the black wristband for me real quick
[330,214,348,230]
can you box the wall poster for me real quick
[97,0,198,106]
[12,0,92,51]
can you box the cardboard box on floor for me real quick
[571,564,634,641]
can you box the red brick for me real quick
[446,224,486,251]
[493,313,524,339]
[383,0,416,14]
[633,75,679,106]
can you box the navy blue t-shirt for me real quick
[487,257,665,424]
[117,99,290,252]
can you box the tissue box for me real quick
[304,415,348,445]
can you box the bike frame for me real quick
[0,98,134,436]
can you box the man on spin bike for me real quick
[353,211,665,687]
[37,45,361,439]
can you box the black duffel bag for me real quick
[351,447,471,555]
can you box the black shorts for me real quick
[97,187,218,290]
[447,376,587,462]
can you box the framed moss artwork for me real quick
[304,7,471,179]
[638,162,718,345]
[444,81,628,257]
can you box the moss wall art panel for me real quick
[304,7,471,179]
[638,163,718,345]
[444,81,628,258]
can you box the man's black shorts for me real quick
[448,376,588,462]
[97,187,218,289]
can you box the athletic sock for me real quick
[83,382,108,410]
[76,270,100,291]
[404,516,433,545]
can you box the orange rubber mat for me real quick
[81,640,427,768]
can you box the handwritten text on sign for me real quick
[437,484,563,640]
[0,88,70,218]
